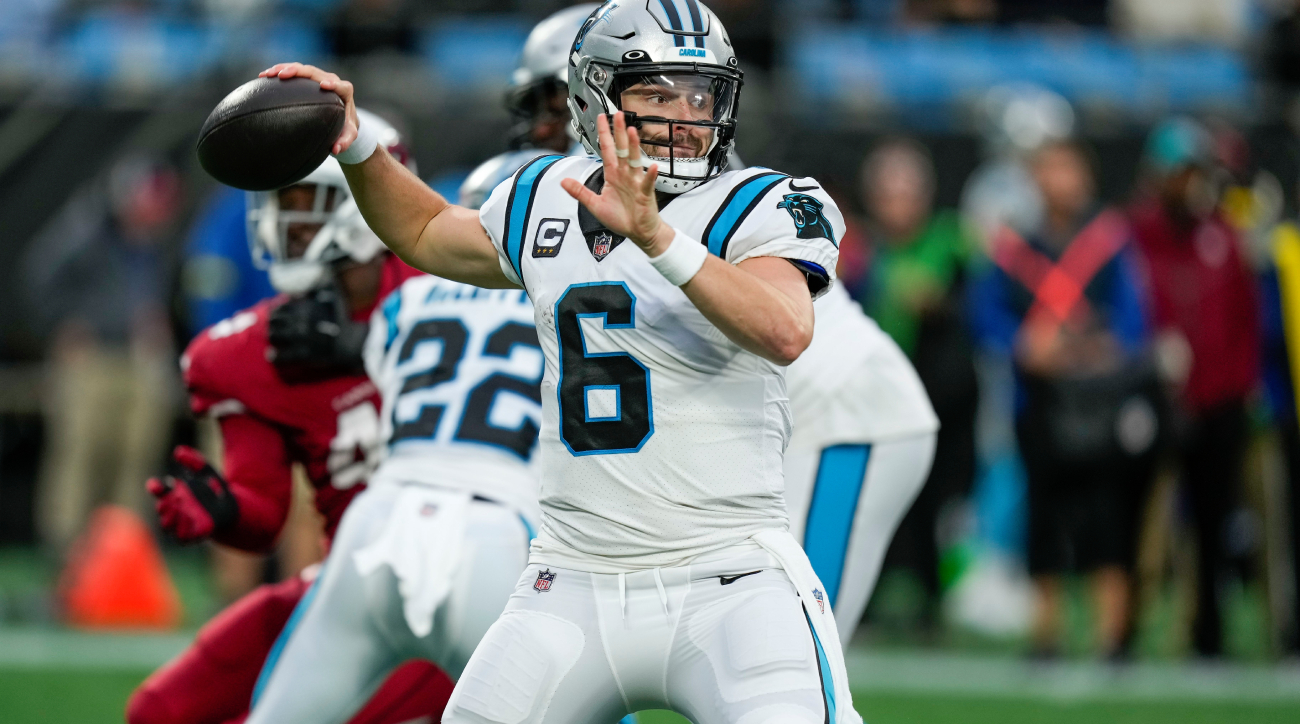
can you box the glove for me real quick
[267,285,368,383]
[146,446,239,543]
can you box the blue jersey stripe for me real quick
[251,571,323,707]
[806,609,838,724]
[684,0,705,47]
[503,154,563,284]
[803,444,872,607]
[381,288,401,352]
[702,171,788,258]
[658,0,686,46]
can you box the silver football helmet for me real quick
[507,4,599,151]
[247,109,405,294]
[458,149,553,211]
[567,1,742,194]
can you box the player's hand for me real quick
[259,62,359,156]
[267,287,367,383]
[561,112,676,257]
[146,446,239,543]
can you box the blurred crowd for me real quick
[6,0,1300,665]
[837,99,1300,659]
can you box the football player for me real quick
[506,3,599,153]
[126,113,451,724]
[262,1,859,722]
[784,283,938,647]
[458,160,939,652]
[246,270,542,723]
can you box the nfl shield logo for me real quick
[419,502,438,517]
[592,231,613,261]
[812,588,825,614]
[534,569,556,593]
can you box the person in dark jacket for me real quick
[971,139,1155,658]
[1130,117,1260,658]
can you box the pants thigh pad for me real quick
[445,611,584,724]
[688,588,820,704]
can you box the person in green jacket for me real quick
[845,137,980,629]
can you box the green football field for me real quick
[2,665,1299,724]
[3,549,1299,723]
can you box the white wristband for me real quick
[333,112,379,165]
[647,229,708,286]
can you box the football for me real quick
[196,76,345,191]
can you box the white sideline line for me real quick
[2,628,1299,704]
[846,649,1300,702]
[0,628,192,669]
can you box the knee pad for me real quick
[688,589,821,704]
[444,611,584,724]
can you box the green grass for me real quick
[0,668,151,724]
[2,668,1298,724]
[850,694,1300,724]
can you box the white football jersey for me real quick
[363,275,543,522]
[479,155,843,571]
[786,283,939,452]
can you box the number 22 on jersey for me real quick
[390,318,543,461]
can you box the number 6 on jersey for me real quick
[556,282,653,455]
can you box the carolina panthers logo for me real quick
[777,193,834,243]
[573,3,618,53]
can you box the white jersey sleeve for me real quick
[703,171,843,297]
[785,284,938,450]
[477,154,567,288]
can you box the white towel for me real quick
[752,529,862,724]
[353,486,472,638]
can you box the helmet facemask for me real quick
[506,76,576,152]
[613,70,738,193]
[571,58,741,194]
[247,168,383,295]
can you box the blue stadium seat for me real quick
[419,18,531,92]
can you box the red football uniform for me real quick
[127,255,452,724]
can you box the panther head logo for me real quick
[777,193,834,243]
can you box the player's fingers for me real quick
[595,114,619,174]
[273,63,306,79]
[612,112,630,166]
[259,62,295,78]
[173,446,206,472]
[145,477,169,498]
[560,177,598,208]
[626,126,645,173]
[332,78,354,103]
[640,162,659,195]
[333,120,359,155]
[279,63,320,80]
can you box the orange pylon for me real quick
[59,505,182,629]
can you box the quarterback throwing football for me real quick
[263,2,859,722]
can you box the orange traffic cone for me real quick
[59,504,183,629]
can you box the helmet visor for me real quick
[614,72,737,161]
[248,183,343,265]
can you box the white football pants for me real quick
[783,432,937,646]
[246,483,531,724]
[443,549,847,724]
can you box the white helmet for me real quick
[247,108,407,294]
